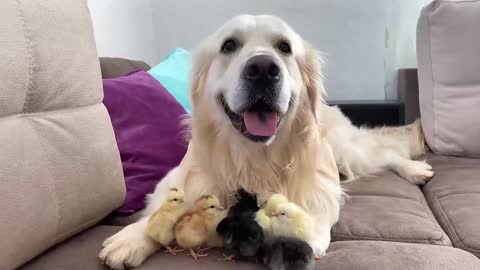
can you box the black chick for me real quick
[259,237,314,270]
[228,188,259,216]
[216,188,264,259]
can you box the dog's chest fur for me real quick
[191,129,322,208]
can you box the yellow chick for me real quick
[205,208,228,248]
[270,202,315,245]
[175,195,225,260]
[147,188,187,255]
[255,193,289,240]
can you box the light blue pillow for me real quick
[148,48,192,113]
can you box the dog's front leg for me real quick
[289,177,342,257]
[99,145,209,270]
[309,216,336,257]
[307,190,342,257]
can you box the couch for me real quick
[2,0,480,269]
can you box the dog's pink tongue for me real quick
[243,111,277,136]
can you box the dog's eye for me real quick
[277,41,292,55]
[221,38,237,54]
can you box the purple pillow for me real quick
[103,70,188,215]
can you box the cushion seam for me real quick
[23,117,60,237]
[332,234,448,244]
[0,102,103,121]
[436,192,480,200]
[424,188,480,253]
[427,7,438,151]
[346,193,419,201]
[440,0,480,3]
[16,0,34,113]
[416,184,448,243]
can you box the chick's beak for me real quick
[271,212,279,217]
[217,206,225,211]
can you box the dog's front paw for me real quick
[398,160,435,185]
[99,222,159,270]
[309,234,331,257]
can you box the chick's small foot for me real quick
[218,253,236,263]
[198,246,211,252]
[187,249,209,260]
[164,245,185,255]
[315,256,322,260]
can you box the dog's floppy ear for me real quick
[189,44,212,110]
[298,43,325,119]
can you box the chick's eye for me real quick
[281,213,286,216]
[221,38,237,54]
[278,41,291,54]
[173,198,178,201]
[210,205,215,208]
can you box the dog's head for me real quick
[191,15,323,144]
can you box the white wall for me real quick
[384,0,430,100]
[87,0,157,66]
[88,0,430,101]
[150,0,387,101]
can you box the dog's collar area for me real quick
[218,95,281,143]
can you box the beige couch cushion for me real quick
[21,226,480,270]
[333,173,451,246]
[423,154,480,257]
[417,0,480,157]
[0,1,125,269]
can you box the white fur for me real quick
[323,105,433,184]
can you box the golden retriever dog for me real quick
[99,14,431,269]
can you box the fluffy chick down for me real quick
[175,195,225,259]
[259,237,314,270]
[271,202,315,246]
[216,189,264,259]
[255,193,289,240]
[147,188,187,255]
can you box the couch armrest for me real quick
[99,57,151,79]
[398,68,420,124]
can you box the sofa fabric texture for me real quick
[0,1,125,269]
[21,226,480,270]
[334,173,451,246]
[417,0,480,157]
[423,154,480,258]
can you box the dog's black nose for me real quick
[242,54,281,83]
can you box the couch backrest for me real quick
[0,1,125,269]
[417,0,480,157]
[100,57,151,79]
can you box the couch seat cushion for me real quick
[21,226,480,270]
[423,154,480,257]
[319,241,480,270]
[20,226,264,270]
[333,172,451,245]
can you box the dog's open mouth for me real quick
[220,96,281,143]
